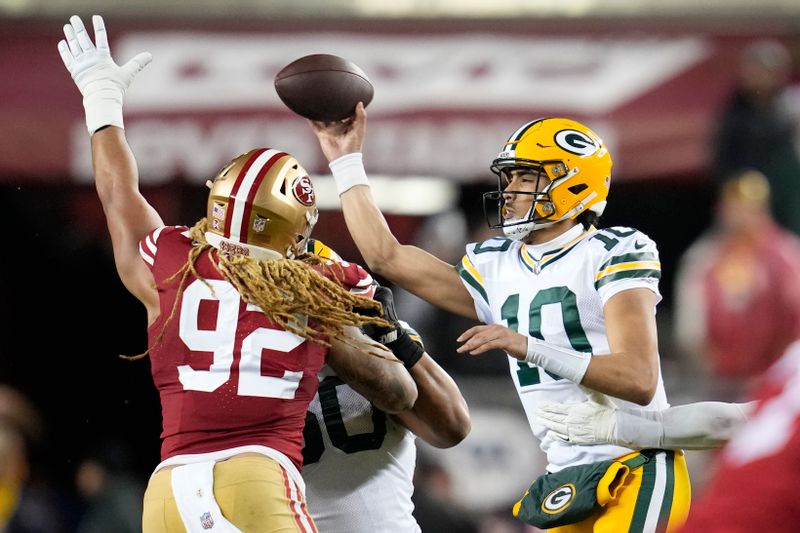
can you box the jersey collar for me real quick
[520,225,596,274]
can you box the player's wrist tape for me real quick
[385,331,424,369]
[76,69,127,134]
[329,153,369,195]
[525,337,591,384]
[84,95,124,134]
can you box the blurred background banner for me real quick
[0,21,786,184]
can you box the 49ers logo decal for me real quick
[292,176,316,206]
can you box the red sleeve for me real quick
[138,225,189,271]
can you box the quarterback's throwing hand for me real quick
[58,15,152,134]
[309,102,367,162]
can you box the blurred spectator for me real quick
[0,385,67,533]
[712,38,800,234]
[74,440,144,533]
[674,171,800,400]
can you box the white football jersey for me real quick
[302,366,420,533]
[457,224,669,472]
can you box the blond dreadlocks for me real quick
[124,219,390,360]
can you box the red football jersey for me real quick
[678,343,800,532]
[138,226,374,468]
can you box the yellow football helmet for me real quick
[484,118,612,240]
[205,148,319,259]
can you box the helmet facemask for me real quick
[483,161,570,240]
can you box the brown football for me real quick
[274,54,374,122]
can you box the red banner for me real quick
[0,21,785,185]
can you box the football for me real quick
[274,54,374,122]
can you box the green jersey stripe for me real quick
[456,262,489,304]
[599,252,658,271]
[595,268,661,289]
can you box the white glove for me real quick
[536,391,618,445]
[57,15,152,134]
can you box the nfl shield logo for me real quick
[212,203,225,219]
[200,512,214,529]
[253,216,266,233]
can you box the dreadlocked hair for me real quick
[122,218,391,361]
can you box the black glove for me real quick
[361,286,424,369]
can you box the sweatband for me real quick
[329,153,369,195]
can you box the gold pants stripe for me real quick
[279,462,317,533]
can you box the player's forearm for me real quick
[513,334,657,405]
[608,401,752,450]
[395,354,470,448]
[656,401,753,449]
[91,127,162,244]
[340,186,477,318]
[91,126,139,205]
[329,335,418,414]
[581,353,658,406]
[339,184,403,276]
[337,357,418,415]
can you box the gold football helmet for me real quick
[205,148,319,259]
[484,118,613,240]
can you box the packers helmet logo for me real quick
[541,483,576,515]
[554,129,598,156]
[292,176,316,206]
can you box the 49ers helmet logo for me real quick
[554,129,598,156]
[541,483,576,515]
[292,176,316,206]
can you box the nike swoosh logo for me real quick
[634,241,646,249]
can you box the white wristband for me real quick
[84,88,124,134]
[329,153,370,195]
[525,337,591,384]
